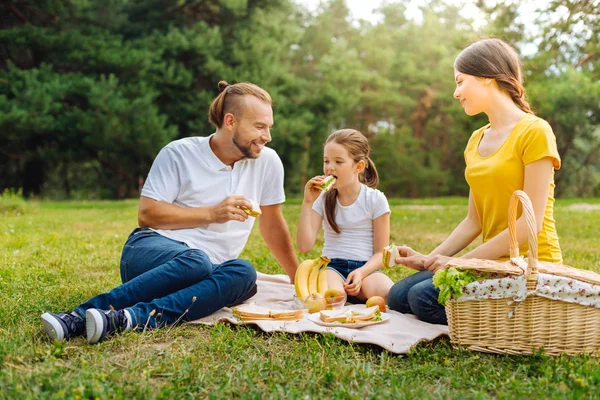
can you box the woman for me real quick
[387,38,561,324]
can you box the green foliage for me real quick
[0,188,28,215]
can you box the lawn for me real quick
[1,198,599,399]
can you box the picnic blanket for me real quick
[187,272,449,354]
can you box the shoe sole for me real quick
[41,312,64,341]
[86,309,105,344]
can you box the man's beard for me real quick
[233,131,260,159]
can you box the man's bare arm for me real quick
[259,204,299,282]
[138,196,252,230]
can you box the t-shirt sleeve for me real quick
[140,146,181,203]
[259,150,286,206]
[312,192,325,217]
[521,120,561,170]
[371,190,391,219]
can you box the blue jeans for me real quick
[387,270,447,325]
[74,228,257,328]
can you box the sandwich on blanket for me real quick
[319,305,381,323]
[232,303,307,321]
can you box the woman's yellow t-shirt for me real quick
[464,114,562,263]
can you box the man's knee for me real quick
[234,260,257,286]
[177,249,213,270]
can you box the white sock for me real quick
[124,309,133,331]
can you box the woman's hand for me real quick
[395,245,426,271]
[344,268,365,296]
[423,255,452,273]
[303,175,326,204]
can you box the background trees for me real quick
[1,0,598,198]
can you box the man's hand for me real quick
[395,245,426,271]
[344,268,365,296]
[210,196,252,224]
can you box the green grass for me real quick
[1,199,600,399]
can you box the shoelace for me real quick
[106,310,128,333]
[62,313,85,334]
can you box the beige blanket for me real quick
[187,272,449,354]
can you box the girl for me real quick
[387,38,562,324]
[297,129,394,302]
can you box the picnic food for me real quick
[294,256,331,301]
[323,288,346,310]
[303,293,328,313]
[382,244,400,267]
[365,296,386,312]
[319,305,381,323]
[324,288,344,301]
[319,175,336,192]
[232,304,306,321]
[242,199,262,217]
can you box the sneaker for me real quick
[86,308,133,344]
[41,312,85,341]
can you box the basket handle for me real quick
[508,190,538,283]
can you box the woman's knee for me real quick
[387,280,412,313]
[406,281,447,324]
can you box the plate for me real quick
[307,312,390,328]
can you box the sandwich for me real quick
[382,244,400,268]
[319,305,381,323]
[242,199,262,218]
[232,303,307,321]
[319,175,336,192]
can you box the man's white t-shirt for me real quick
[141,135,285,264]
[312,184,390,261]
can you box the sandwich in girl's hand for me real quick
[242,200,262,218]
[319,175,336,192]
[382,244,400,267]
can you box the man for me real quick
[41,81,298,344]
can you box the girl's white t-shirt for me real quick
[312,184,390,261]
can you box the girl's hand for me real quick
[424,255,452,273]
[344,268,364,296]
[395,245,426,271]
[303,175,326,204]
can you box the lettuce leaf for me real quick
[432,267,485,305]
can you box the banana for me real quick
[307,262,320,296]
[317,257,331,295]
[295,256,331,300]
[294,259,315,301]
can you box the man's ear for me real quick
[223,113,236,129]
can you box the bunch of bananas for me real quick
[294,256,331,301]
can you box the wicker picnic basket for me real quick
[444,190,600,356]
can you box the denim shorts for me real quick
[327,258,367,280]
[326,258,381,304]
